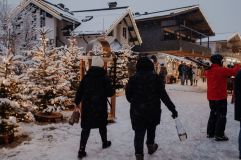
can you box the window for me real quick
[109,31,113,36]
[40,16,45,27]
[163,31,177,40]
[40,10,46,27]
[123,27,127,39]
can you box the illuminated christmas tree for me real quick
[108,49,137,90]
[0,49,27,142]
[23,28,71,113]
[62,34,83,92]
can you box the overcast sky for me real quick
[7,0,241,35]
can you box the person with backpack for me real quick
[125,57,178,160]
[74,56,115,159]
[206,54,240,141]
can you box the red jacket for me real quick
[205,64,240,100]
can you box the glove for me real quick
[172,110,178,119]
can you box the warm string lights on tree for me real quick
[23,28,74,113]
[0,49,29,139]
[62,33,83,93]
[108,49,138,90]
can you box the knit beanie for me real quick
[91,56,104,67]
[136,57,154,72]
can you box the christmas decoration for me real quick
[61,33,84,102]
[23,28,70,118]
[0,49,27,144]
[0,49,31,121]
[108,49,137,90]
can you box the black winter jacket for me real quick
[234,70,241,121]
[125,71,177,130]
[75,67,115,128]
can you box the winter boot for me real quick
[207,134,214,138]
[102,141,111,149]
[135,154,144,160]
[215,135,229,141]
[78,146,87,159]
[147,143,158,155]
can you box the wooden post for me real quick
[88,58,92,69]
[110,95,116,119]
[80,59,85,80]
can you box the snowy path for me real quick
[0,82,240,160]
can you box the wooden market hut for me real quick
[133,5,215,58]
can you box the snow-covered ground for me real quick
[0,81,240,160]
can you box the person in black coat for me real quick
[234,69,241,159]
[74,56,115,159]
[125,57,178,160]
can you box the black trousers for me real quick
[134,126,156,155]
[79,126,107,150]
[207,99,227,137]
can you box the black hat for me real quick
[210,54,223,65]
[136,57,154,72]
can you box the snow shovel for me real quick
[175,118,187,141]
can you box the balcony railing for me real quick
[157,40,211,57]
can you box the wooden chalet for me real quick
[72,3,142,51]
[11,1,142,51]
[11,0,81,49]
[133,5,215,58]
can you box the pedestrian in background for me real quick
[127,57,136,77]
[150,55,160,74]
[193,65,200,86]
[125,57,178,160]
[178,62,187,85]
[186,64,194,86]
[159,63,168,86]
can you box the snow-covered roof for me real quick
[73,6,142,45]
[135,5,214,36]
[227,32,241,43]
[11,0,80,24]
[73,7,128,35]
[42,0,79,23]
[134,5,199,20]
[202,32,241,42]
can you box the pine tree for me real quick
[108,49,137,90]
[58,35,84,108]
[23,29,71,113]
[0,49,22,136]
[62,35,83,91]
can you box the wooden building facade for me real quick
[10,0,80,51]
[133,5,215,58]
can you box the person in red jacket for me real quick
[206,54,240,141]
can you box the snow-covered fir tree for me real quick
[108,48,137,90]
[0,49,30,137]
[62,34,83,92]
[23,29,71,113]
